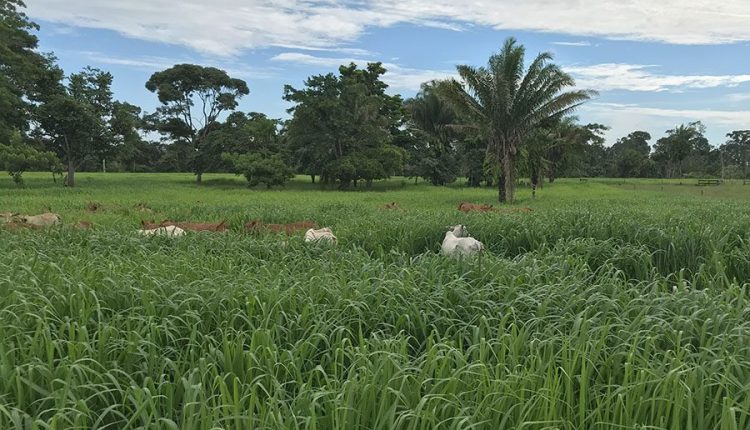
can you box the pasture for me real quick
[1,173,750,429]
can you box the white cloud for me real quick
[26,1,750,56]
[580,102,750,144]
[727,93,750,102]
[271,52,454,91]
[552,41,593,47]
[566,63,750,92]
[71,51,278,80]
[591,103,750,125]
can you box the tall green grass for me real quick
[1,173,749,429]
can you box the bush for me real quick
[0,143,63,186]
[222,152,294,188]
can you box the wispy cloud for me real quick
[271,52,455,91]
[27,0,750,56]
[552,41,592,47]
[727,92,750,102]
[567,63,750,92]
[590,102,750,124]
[72,51,278,80]
[580,102,750,144]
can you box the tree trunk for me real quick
[196,172,202,184]
[310,175,315,184]
[531,168,539,200]
[65,162,75,187]
[498,172,506,203]
[502,150,515,203]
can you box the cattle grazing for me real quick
[304,227,337,244]
[245,219,318,235]
[458,202,494,213]
[137,225,185,237]
[141,220,228,232]
[441,224,484,257]
[19,213,61,227]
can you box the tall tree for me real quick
[145,64,249,183]
[35,67,114,187]
[404,83,459,185]
[0,0,62,141]
[438,37,595,202]
[721,130,750,179]
[652,121,708,178]
[608,131,653,178]
[284,62,405,188]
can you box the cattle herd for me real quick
[2,201,532,255]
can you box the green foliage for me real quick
[652,121,709,178]
[721,130,750,179]
[284,62,405,187]
[1,174,750,429]
[403,83,459,185]
[222,152,293,188]
[437,37,596,202]
[34,67,117,186]
[606,131,654,177]
[0,142,61,185]
[0,0,63,142]
[145,64,249,182]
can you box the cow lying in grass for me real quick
[17,213,61,227]
[441,224,484,257]
[458,202,494,213]
[141,220,228,232]
[245,219,318,235]
[137,225,185,237]
[304,227,337,244]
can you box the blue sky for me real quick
[27,0,750,146]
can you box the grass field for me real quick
[1,173,749,429]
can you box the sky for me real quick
[25,0,750,146]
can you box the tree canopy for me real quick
[145,64,249,183]
[437,37,596,202]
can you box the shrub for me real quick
[222,152,294,188]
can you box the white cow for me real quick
[441,224,484,257]
[304,227,337,244]
[20,213,61,227]
[138,225,185,237]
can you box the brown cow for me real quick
[458,202,494,213]
[245,219,318,235]
[141,220,228,232]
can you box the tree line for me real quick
[1,0,748,202]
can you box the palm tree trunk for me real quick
[498,172,506,202]
[503,150,515,203]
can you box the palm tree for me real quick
[438,37,596,203]
[405,82,459,185]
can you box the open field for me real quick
[1,173,750,429]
